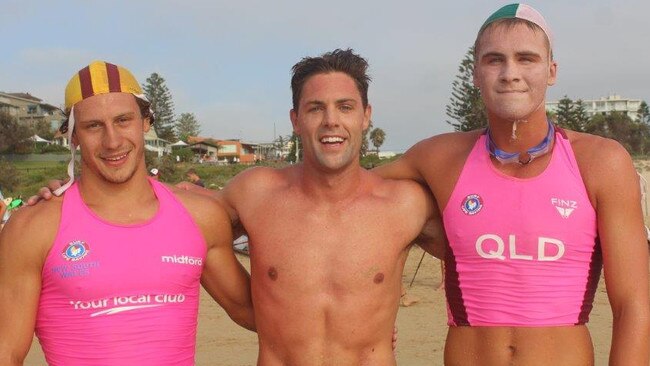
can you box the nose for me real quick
[322,106,339,128]
[499,59,521,83]
[102,124,122,150]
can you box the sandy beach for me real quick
[23,164,650,366]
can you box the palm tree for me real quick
[369,128,386,155]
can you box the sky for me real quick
[1,0,649,151]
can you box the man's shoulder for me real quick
[367,171,431,206]
[227,165,293,193]
[567,131,637,195]
[405,130,481,162]
[568,131,631,169]
[0,198,62,256]
[9,197,63,228]
[169,184,226,216]
[168,185,231,234]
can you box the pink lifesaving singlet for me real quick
[443,128,601,326]
[36,179,207,365]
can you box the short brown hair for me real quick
[291,48,371,111]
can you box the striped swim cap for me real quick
[64,61,143,113]
[480,4,553,49]
[55,61,149,196]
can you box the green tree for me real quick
[369,127,386,154]
[175,112,201,142]
[361,120,373,157]
[585,112,642,154]
[0,112,32,153]
[571,99,590,132]
[638,101,650,124]
[143,72,176,141]
[446,47,488,131]
[554,96,575,130]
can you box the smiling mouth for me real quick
[320,136,345,144]
[102,151,129,162]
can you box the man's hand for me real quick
[26,179,66,205]
[392,326,398,355]
[176,181,215,197]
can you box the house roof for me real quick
[7,92,42,102]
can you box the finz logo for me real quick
[62,240,90,261]
[551,198,577,219]
[461,194,483,215]
[161,255,203,266]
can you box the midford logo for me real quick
[161,255,203,266]
[62,240,90,261]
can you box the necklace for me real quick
[485,119,555,165]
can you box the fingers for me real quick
[176,182,192,190]
[47,179,65,191]
[26,187,53,206]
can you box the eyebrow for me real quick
[78,111,136,124]
[304,98,358,106]
[481,50,543,60]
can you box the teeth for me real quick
[104,153,127,161]
[321,137,344,143]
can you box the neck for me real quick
[78,168,156,212]
[487,108,550,153]
[296,160,364,204]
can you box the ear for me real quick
[290,109,300,134]
[143,117,152,133]
[547,60,558,86]
[363,104,372,131]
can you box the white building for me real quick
[546,95,643,121]
[144,128,171,156]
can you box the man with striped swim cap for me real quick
[376,3,649,364]
[0,61,254,365]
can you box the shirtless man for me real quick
[376,4,650,365]
[0,61,253,365]
[217,49,440,365]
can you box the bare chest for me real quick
[240,196,415,289]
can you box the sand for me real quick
[23,164,650,365]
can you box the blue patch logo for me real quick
[461,194,483,215]
[62,240,90,261]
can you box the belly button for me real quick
[268,267,278,281]
[373,273,384,284]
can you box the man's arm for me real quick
[588,140,650,365]
[407,182,446,260]
[373,145,426,183]
[0,205,55,365]
[176,190,255,331]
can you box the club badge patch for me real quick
[62,240,90,261]
[461,194,483,215]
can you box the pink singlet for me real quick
[443,129,601,326]
[36,179,207,365]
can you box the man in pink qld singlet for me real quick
[376,3,650,365]
[0,61,254,365]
